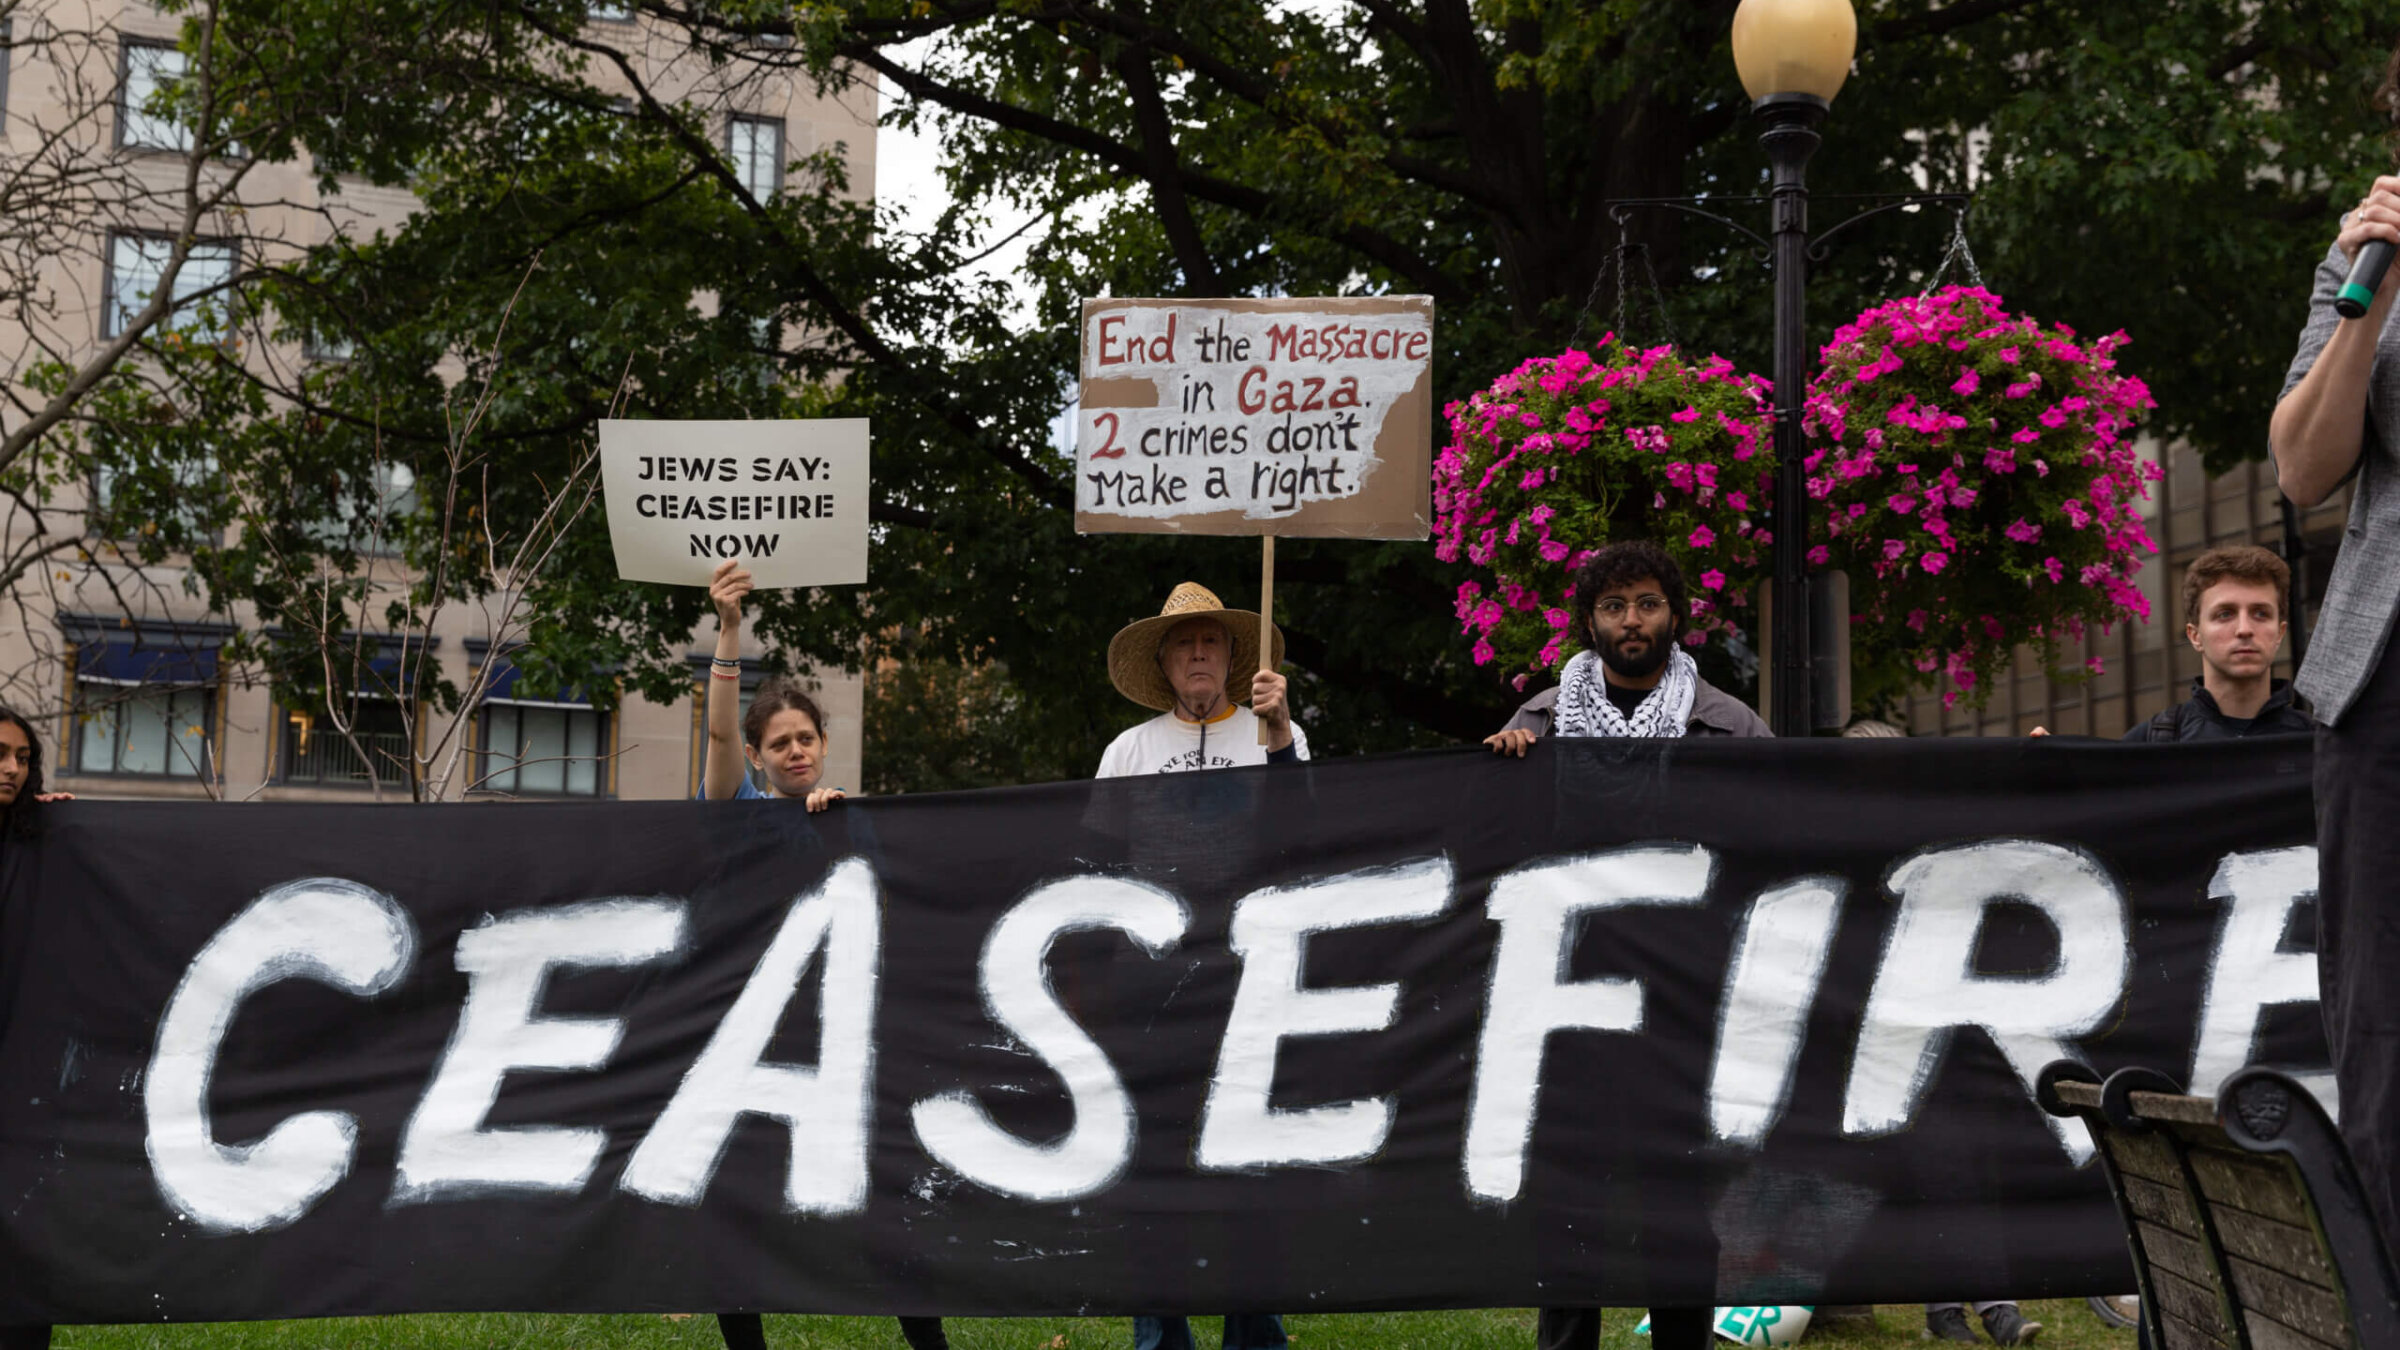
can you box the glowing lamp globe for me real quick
[1730,0,1858,104]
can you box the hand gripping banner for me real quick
[0,738,2326,1323]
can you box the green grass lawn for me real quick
[50,1301,2142,1350]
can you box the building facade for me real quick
[0,0,874,802]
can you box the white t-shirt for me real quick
[1095,705,1312,778]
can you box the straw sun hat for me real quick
[1106,582,1287,712]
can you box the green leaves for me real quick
[43,0,2397,768]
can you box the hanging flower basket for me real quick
[1432,338,1776,685]
[1803,285,2160,709]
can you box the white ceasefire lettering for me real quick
[1462,844,1716,1203]
[1197,856,1456,1170]
[2191,846,2336,1116]
[145,878,416,1233]
[1709,878,1846,1147]
[1843,840,2129,1164]
[910,875,1187,1202]
[621,857,882,1212]
[392,899,687,1202]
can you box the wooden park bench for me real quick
[2035,1062,2400,1350]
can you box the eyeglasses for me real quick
[1593,595,1670,620]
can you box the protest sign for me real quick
[0,738,2331,1322]
[599,419,869,588]
[1075,296,1434,539]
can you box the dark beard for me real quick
[1598,629,1671,681]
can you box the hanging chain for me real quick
[1565,246,1617,356]
[1624,236,1682,351]
[1919,207,1985,296]
[1567,219,1684,354]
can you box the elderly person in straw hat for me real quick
[1097,580,1299,1350]
[1098,581,1308,777]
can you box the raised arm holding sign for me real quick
[700,561,845,811]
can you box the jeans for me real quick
[1132,1314,1287,1350]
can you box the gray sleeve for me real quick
[1498,692,1552,738]
[2279,239,2351,404]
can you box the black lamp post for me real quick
[1733,0,1857,737]
[1606,0,1955,733]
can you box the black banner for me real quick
[0,738,2327,1323]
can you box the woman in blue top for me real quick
[699,563,937,1350]
[702,560,847,811]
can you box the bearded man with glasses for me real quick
[1479,539,1766,1350]
[1486,539,1771,752]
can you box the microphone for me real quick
[2338,240,2396,319]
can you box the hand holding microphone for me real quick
[2338,178,2400,320]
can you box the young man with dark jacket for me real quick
[2121,545,2312,742]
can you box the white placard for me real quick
[599,419,869,588]
[1074,296,1433,538]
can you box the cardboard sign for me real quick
[1076,296,1433,538]
[599,419,869,588]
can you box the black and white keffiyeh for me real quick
[1551,647,1699,738]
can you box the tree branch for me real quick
[1112,34,1225,295]
[511,2,1077,508]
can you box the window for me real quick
[482,704,608,795]
[89,449,221,542]
[73,684,211,777]
[66,625,220,778]
[119,41,188,151]
[104,233,238,339]
[728,116,783,201]
[475,646,609,795]
[280,700,412,787]
[588,2,635,20]
[303,326,355,362]
[307,460,417,552]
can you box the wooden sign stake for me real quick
[1258,533,1276,745]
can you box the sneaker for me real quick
[1980,1306,2042,1346]
[2086,1295,2139,1330]
[1925,1308,1980,1343]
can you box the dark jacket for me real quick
[1500,676,1774,739]
[2120,678,2314,742]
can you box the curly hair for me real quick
[2181,544,2291,628]
[742,675,827,749]
[0,704,49,839]
[1566,540,1689,652]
